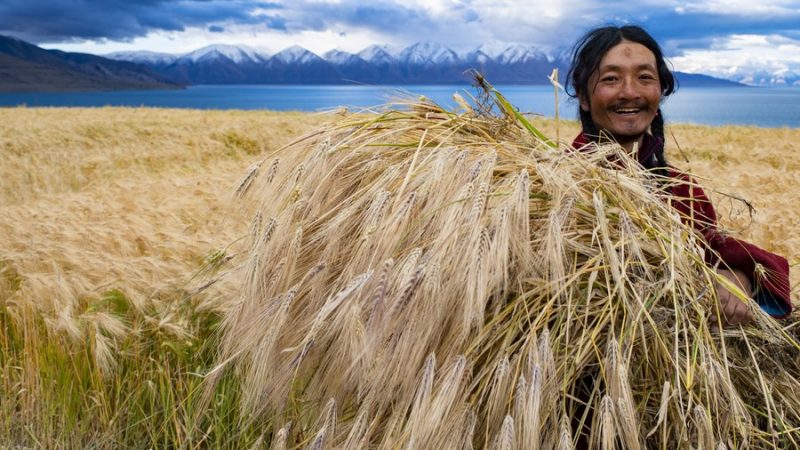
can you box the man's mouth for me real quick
[613,107,643,115]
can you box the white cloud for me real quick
[401,0,464,15]
[677,0,798,16]
[672,34,800,72]
[43,24,390,56]
[671,34,800,84]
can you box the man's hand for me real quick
[711,269,754,329]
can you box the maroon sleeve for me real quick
[668,170,792,318]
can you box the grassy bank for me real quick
[0,106,797,448]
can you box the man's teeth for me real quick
[615,108,640,113]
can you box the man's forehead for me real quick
[598,62,657,71]
[598,42,657,68]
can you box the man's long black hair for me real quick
[565,25,677,173]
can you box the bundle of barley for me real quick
[214,86,800,449]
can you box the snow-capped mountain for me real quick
[728,69,800,87]
[323,49,363,66]
[473,42,508,60]
[462,49,494,65]
[399,42,461,66]
[271,45,322,65]
[158,44,266,84]
[323,49,389,83]
[106,50,179,66]
[178,44,266,64]
[261,46,342,83]
[357,45,397,66]
[496,44,549,65]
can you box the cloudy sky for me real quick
[2,0,799,81]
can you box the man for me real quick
[565,25,792,325]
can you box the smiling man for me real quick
[579,40,661,149]
[566,25,792,327]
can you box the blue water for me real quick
[1,84,798,128]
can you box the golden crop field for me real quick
[1,106,798,448]
[1,107,328,320]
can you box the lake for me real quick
[1,84,798,128]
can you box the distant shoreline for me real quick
[0,83,186,93]
[1,79,763,94]
[2,84,797,128]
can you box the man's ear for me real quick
[579,94,590,112]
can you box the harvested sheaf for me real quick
[216,87,800,449]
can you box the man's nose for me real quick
[619,78,641,99]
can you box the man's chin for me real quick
[614,133,645,143]
[602,129,646,145]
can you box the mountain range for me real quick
[0,35,181,92]
[100,42,564,85]
[107,42,748,88]
[1,34,749,92]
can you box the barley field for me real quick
[1,106,798,448]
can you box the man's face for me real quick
[580,40,662,145]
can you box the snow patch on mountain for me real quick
[684,63,800,87]
[179,44,265,64]
[399,42,461,66]
[105,50,179,65]
[358,45,397,65]
[272,45,323,64]
[462,49,494,65]
[324,49,363,65]
[473,43,508,59]
[496,44,549,65]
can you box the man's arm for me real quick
[668,170,793,321]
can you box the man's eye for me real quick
[640,74,656,80]
[601,76,618,82]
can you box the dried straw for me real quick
[215,84,800,449]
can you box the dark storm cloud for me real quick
[279,2,436,34]
[0,0,435,45]
[634,9,800,56]
[553,1,800,57]
[272,1,489,46]
[0,0,283,43]
[1,0,798,54]
[642,10,800,42]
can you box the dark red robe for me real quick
[573,132,792,318]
